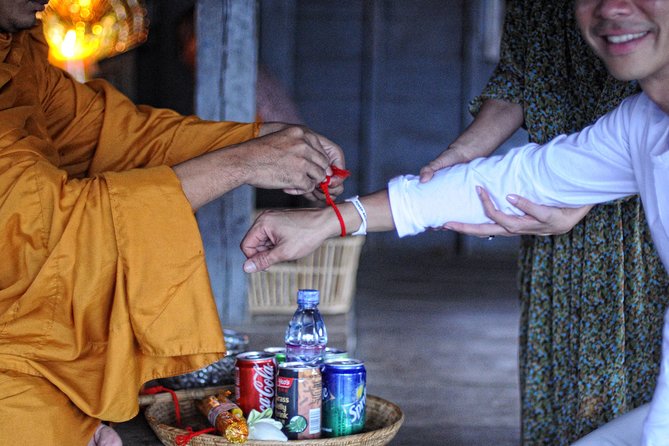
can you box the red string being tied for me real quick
[319,166,350,237]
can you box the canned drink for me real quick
[234,351,277,416]
[263,347,287,364]
[324,347,348,361]
[321,359,366,437]
[274,361,322,439]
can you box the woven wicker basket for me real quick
[247,236,365,315]
[143,385,403,446]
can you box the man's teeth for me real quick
[607,32,647,44]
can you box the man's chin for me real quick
[601,60,645,83]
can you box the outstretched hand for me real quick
[443,187,593,237]
[241,208,337,273]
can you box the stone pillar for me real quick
[195,0,257,324]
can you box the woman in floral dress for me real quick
[422,0,669,444]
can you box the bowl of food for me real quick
[156,329,249,389]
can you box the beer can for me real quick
[321,359,366,437]
[263,347,287,364]
[324,347,348,361]
[274,361,322,439]
[234,351,277,416]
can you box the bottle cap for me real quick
[297,289,320,305]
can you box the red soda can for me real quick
[234,351,277,416]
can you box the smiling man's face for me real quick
[576,0,669,87]
[0,0,50,33]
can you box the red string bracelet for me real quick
[319,166,350,237]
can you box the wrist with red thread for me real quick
[319,166,350,237]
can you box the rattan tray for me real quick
[143,385,403,446]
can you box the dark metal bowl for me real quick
[156,329,249,390]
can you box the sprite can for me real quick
[321,359,366,437]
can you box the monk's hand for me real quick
[251,123,346,201]
[241,208,337,273]
[443,187,593,237]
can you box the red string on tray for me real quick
[142,386,218,445]
[141,386,183,427]
[320,165,350,237]
[175,426,217,446]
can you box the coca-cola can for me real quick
[234,351,277,416]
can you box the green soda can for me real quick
[264,347,286,364]
[323,347,348,361]
[321,359,366,437]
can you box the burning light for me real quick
[41,0,148,80]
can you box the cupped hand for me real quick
[241,208,337,273]
[443,187,593,237]
[419,147,473,183]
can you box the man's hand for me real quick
[175,123,346,211]
[255,123,346,200]
[241,208,339,273]
[443,187,593,237]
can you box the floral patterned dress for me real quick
[471,1,669,444]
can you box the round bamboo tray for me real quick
[143,386,403,446]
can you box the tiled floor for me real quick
[116,246,521,445]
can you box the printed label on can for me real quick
[273,364,322,440]
[321,359,367,437]
[234,352,276,416]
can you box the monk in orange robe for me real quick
[0,3,345,445]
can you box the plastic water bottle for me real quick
[285,289,328,364]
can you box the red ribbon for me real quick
[175,427,217,446]
[142,386,220,445]
[141,386,183,427]
[320,166,350,237]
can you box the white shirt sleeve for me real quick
[388,99,640,237]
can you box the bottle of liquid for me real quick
[285,289,328,364]
[196,392,249,443]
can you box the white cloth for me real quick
[643,309,669,445]
[387,92,669,445]
[571,404,648,446]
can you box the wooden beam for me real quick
[195,0,257,325]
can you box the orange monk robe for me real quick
[0,24,258,428]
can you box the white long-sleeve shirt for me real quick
[389,91,669,446]
[388,92,669,272]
